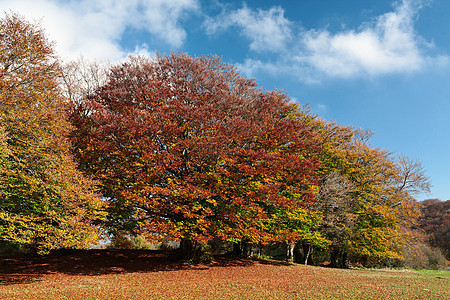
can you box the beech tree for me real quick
[70,53,321,258]
[0,13,105,254]
[342,142,406,264]
[304,118,423,267]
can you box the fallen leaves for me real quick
[0,250,448,299]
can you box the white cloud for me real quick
[3,0,446,80]
[236,58,279,79]
[237,57,321,85]
[130,43,156,59]
[0,0,199,61]
[204,5,292,52]
[230,0,448,81]
[300,0,426,77]
[135,0,200,48]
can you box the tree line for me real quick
[0,13,447,268]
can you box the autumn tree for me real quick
[302,116,424,267]
[311,171,355,266]
[341,142,406,265]
[70,53,321,259]
[296,118,354,266]
[0,13,105,254]
[418,199,450,260]
[60,56,110,104]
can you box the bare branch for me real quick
[396,154,432,195]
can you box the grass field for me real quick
[0,249,448,299]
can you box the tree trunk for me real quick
[232,242,241,257]
[232,241,250,257]
[287,242,295,262]
[303,242,313,265]
[179,239,212,263]
[340,251,349,268]
[293,241,303,263]
[179,238,195,261]
[242,241,249,257]
[330,247,340,268]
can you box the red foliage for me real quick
[70,53,321,245]
[418,199,450,259]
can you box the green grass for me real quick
[414,269,450,277]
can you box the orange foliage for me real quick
[0,13,105,254]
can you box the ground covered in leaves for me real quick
[0,249,448,299]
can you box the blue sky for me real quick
[1,0,449,201]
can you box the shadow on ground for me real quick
[0,249,285,284]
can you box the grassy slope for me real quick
[0,250,448,300]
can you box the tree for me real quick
[70,53,321,259]
[305,118,422,267]
[395,154,431,195]
[60,56,110,104]
[418,199,450,259]
[0,13,105,254]
[343,142,404,263]
[312,171,355,267]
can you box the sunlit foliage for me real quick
[70,53,322,257]
[0,13,105,254]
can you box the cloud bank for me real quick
[0,0,199,61]
[1,0,447,81]
[210,0,448,81]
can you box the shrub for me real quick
[393,241,448,270]
[108,232,158,250]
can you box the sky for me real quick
[1,0,449,201]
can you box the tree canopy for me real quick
[0,13,105,254]
[0,13,437,268]
[70,54,322,256]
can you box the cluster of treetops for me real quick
[1,13,448,268]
